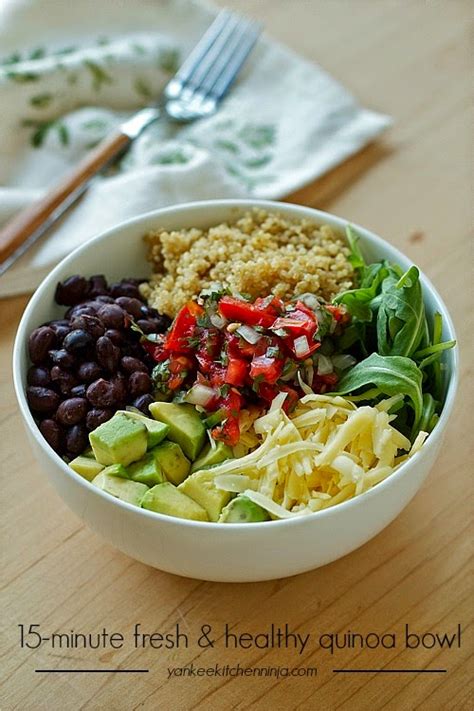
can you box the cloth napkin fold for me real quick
[0,0,391,297]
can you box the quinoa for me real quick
[142,209,355,318]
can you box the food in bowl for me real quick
[23,210,456,525]
[142,209,355,317]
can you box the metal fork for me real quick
[0,10,261,275]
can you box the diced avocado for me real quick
[151,441,190,486]
[82,447,95,458]
[127,452,164,486]
[89,413,147,466]
[141,482,208,522]
[219,496,270,523]
[116,410,169,449]
[69,455,104,481]
[92,468,149,506]
[102,463,128,479]
[203,409,225,428]
[149,401,205,460]
[178,470,232,522]
[191,441,233,473]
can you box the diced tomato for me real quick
[222,388,244,416]
[142,338,169,362]
[195,328,222,373]
[250,355,284,384]
[209,363,226,387]
[225,333,260,359]
[325,304,349,324]
[212,416,240,447]
[253,295,284,324]
[288,335,321,360]
[312,371,339,393]
[225,356,248,386]
[280,385,300,414]
[164,301,204,353]
[272,301,317,339]
[218,296,280,328]
[320,372,339,386]
[257,382,279,402]
[211,387,243,446]
[166,355,193,390]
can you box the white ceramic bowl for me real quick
[13,200,458,582]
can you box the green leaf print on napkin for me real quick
[22,118,70,147]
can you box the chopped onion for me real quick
[297,370,314,395]
[236,325,260,344]
[317,354,333,375]
[210,313,227,329]
[184,384,216,407]
[293,335,310,359]
[331,354,357,371]
[298,293,320,310]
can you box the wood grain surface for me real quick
[0,2,472,709]
[0,131,131,268]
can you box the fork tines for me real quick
[165,9,261,102]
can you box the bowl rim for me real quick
[13,198,459,530]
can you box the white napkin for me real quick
[0,0,391,297]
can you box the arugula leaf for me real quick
[376,265,425,357]
[419,393,438,433]
[345,225,366,272]
[335,352,423,434]
[334,261,391,321]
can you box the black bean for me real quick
[132,393,154,414]
[65,424,88,456]
[122,342,144,359]
[65,303,98,319]
[39,419,61,451]
[120,356,148,374]
[55,275,90,306]
[47,319,70,341]
[70,314,105,339]
[145,305,160,318]
[50,366,78,395]
[56,397,88,426]
[63,329,93,353]
[56,399,86,426]
[136,319,157,334]
[104,328,124,346]
[86,378,119,407]
[86,408,113,430]
[27,366,51,387]
[49,349,76,369]
[53,325,71,342]
[97,304,125,329]
[96,336,121,372]
[27,386,60,413]
[110,374,127,403]
[28,326,56,364]
[115,297,143,319]
[77,361,102,383]
[94,295,115,304]
[110,281,140,299]
[70,384,87,398]
[156,314,172,331]
[129,371,152,396]
[88,275,108,297]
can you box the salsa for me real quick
[143,289,349,446]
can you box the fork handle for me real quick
[0,130,132,268]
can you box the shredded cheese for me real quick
[204,394,428,519]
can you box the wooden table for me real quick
[1,2,472,709]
